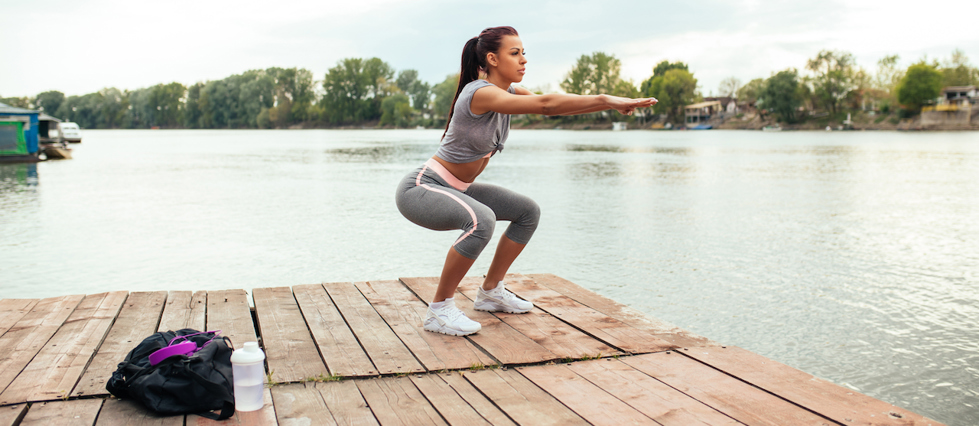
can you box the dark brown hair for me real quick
[442,26,519,139]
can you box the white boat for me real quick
[762,125,782,132]
[60,122,82,143]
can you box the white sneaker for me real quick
[474,282,534,314]
[423,299,481,336]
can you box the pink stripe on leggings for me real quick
[424,158,471,191]
[415,165,478,247]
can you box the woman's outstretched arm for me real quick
[473,86,656,116]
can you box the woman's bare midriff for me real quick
[433,156,489,184]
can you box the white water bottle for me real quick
[230,341,266,412]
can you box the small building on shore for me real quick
[922,86,975,129]
[0,102,40,162]
[684,100,724,127]
[942,86,977,106]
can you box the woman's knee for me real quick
[470,205,497,240]
[518,198,541,229]
[455,207,496,258]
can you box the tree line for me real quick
[723,49,978,124]
[2,49,976,129]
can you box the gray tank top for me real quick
[435,79,514,163]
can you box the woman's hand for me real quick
[605,96,658,116]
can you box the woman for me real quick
[396,26,657,336]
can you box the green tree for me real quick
[639,61,695,124]
[0,96,31,109]
[379,93,413,127]
[760,69,802,123]
[183,83,204,128]
[286,68,316,123]
[396,69,432,112]
[97,87,128,128]
[149,82,186,128]
[897,62,943,112]
[941,49,979,87]
[806,50,857,115]
[874,55,903,93]
[321,57,394,124]
[737,78,764,105]
[612,80,639,98]
[34,91,65,115]
[55,93,102,128]
[238,71,275,128]
[267,67,315,124]
[640,61,688,96]
[363,57,396,119]
[652,68,698,125]
[561,52,623,96]
[431,74,458,126]
[561,52,623,121]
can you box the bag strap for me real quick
[184,366,237,420]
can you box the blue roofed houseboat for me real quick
[0,102,40,163]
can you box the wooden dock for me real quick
[0,273,942,425]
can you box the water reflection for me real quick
[565,144,695,156]
[0,163,38,199]
[325,144,432,163]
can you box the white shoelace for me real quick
[498,288,518,302]
[437,305,467,323]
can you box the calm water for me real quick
[2,129,978,424]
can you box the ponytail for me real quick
[442,26,519,140]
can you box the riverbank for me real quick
[506,109,979,131]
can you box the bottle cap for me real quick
[231,341,265,364]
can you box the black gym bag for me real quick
[106,329,236,420]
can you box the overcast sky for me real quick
[3,0,977,99]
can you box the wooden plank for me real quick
[293,284,377,377]
[619,352,835,426]
[188,387,276,426]
[19,399,103,426]
[0,404,27,426]
[355,280,494,371]
[270,383,338,426]
[73,291,168,397]
[0,295,84,396]
[517,363,656,425]
[526,273,715,348]
[0,291,127,404]
[681,346,944,426]
[158,291,206,332]
[438,373,516,426]
[252,287,328,383]
[324,282,424,375]
[409,374,491,425]
[455,279,621,360]
[95,398,184,426]
[399,277,557,365]
[462,368,588,426]
[355,377,446,426]
[566,358,740,425]
[206,289,256,349]
[315,380,378,425]
[0,299,38,338]
[500,275,672,354]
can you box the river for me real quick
[1,129,977,424]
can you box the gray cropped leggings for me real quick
[396,162,540,260]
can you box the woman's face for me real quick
[487,35,527,83]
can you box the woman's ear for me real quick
[486,52,498,68]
